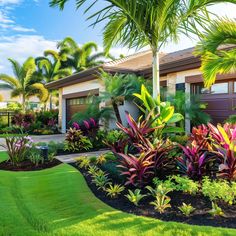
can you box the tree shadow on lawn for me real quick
[2,163,236,236]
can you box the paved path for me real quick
[55,149,109,163]
[0,134,65,151]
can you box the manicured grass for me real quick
[0,133,24,138]
[0,152,235,236]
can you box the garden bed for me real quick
[0,158,61,171]
[74,164,236,229]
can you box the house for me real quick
[0,86,54,110]
[46,47,236,133]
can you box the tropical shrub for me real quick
[103,129,124,145]
[117,151,155,187]
[92,172,111,190]
[177,140,218,180]
[11,113,35,131]
[1,135,33,166]
[106,184,125,198]
[125,189,146,206]
[64,128,92,152]
[202,177,235,205]
[171,176,199,195]
[178,203,195,217]
[134,85,184,139]
[149,184,172,214]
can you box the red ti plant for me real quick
[210,123,236,181]
[190,124,212,150]
[117,151,155,187]
[116,111,161,147]
[217,146,236,181]
[177,140,217,180]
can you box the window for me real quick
[68,97,94,106]
[234,82,236,93]
[194,82,229,95]
[211,83,228,94]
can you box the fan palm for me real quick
[36,53,72,109]
[50,0,236,99]
[195,18,236,88]
[0,57,48,112]
[57,37,113,72]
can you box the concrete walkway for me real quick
[0,134,65,151]
[55,149,109,163]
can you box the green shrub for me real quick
[172,176,199,195]
[104,130,125,145]
[170,135,189,146]
[225,115,236,124]
[202,177,235,205]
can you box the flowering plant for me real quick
[0,135,33,166]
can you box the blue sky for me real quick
[0,0,236,74]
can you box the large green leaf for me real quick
[167,113,184,124]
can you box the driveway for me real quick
[0,134,65,151]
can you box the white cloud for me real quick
[0,0,37,33]
[0,35,57,74]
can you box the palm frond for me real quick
[29,83,49,103]
[0,74,20,88]
[8,58,21,78]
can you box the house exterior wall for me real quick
[58,68,205,133]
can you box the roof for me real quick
[46,45,234,89]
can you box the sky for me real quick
[0,0,236,75]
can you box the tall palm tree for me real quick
[58,37,113,72]
[0,57,48,112]
[195,18,236,88]
[50,0,236,99]
[36,53,72,109]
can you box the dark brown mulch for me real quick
[0,158,61,171]
[72,164,236,229]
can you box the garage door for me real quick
[66,96,94,126]
[191,80,236,124]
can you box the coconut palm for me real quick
[0,57,48,112]
[57,37,114,72]
[36,53,72,109]
[50,0,236,99]
[195,18,236,88]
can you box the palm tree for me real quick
[57,37,113,72]
[195,18,236,88]
[98,70,145,124]
[50,0,236,99]
[36,53,72,109]
[0,57,48,112]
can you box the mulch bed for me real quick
[0,159,61,171]
[72,164,236,229]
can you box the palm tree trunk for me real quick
[22,94,26,113]
[49,93,53,110]
[112,101,122,124]
[152,50,160,99]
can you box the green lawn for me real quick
[0,133,25,138]
[0,152,235,236]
